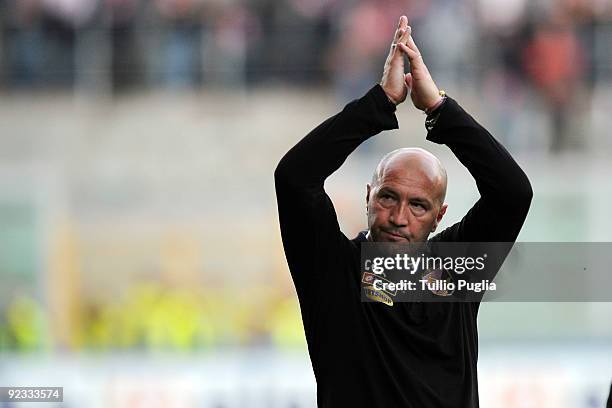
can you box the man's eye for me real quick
[378,194,396,206]
[411,203,427,212]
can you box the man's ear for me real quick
[431,203,448,232]
[366,184,371,210]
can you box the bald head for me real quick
[371,148,447,206]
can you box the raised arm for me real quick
[274,17,421,299]
[426,99,533,242]
[274,85,397,300]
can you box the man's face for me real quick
[366,157,447,243]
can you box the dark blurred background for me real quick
[0,0,611,406]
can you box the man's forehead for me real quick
[373,148,447,202]
[382,156,441,183]
[378,166,439,196]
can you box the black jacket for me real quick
[275,84,532,407]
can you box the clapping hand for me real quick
[380,16,442,112]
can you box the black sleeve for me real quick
[274,84,398,299]
[427,97,533,243]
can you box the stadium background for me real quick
[0,0,611,406]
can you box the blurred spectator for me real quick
[273,0,333,84]
[418,0,475,86]
[155,0,204,88]
[243,0,333,86]
[39,0,98,86]
[327,0,429,101]
[2,0,44,87]
[328,0,396,101]
[106,0,143,91]
[475,0,529,150]
[209,2,260,88]
[521,6,587,152]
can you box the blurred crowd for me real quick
[1,0,611,151]
[0,0,610,90]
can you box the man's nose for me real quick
[389,202,409,227]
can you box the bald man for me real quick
[366,147,448,243]
[275,16,532,408]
